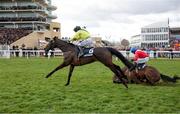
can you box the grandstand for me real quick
[170,27,180,50]
[0,0,60,49]
[141,21,169,48]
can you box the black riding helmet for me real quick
[73,26,81,32]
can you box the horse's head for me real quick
[44,37,58,56]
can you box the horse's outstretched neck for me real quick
[160,73,178,83]
[56,39,76,52]
[106,47,134,69]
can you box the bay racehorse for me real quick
[113,65,180,85]
[44,37,135,88]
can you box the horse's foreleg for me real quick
[65,65,75,86]
[46,62,68,78]
[130,74,141,84]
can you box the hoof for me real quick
[45,76,49,78]
[113,80,122,84]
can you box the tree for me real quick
[121,39,129,48]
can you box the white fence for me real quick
[0,45,10,58]
[0,49,180,59]
[121,50,180,59]
[0,49,63,59]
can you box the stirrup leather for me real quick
[137,63,146,70]
[77,46,84,58]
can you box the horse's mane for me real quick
[68,42,75,46]
[57,39,76,47]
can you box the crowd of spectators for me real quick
[116,46,179,59]
[0,28,32,44]
[0,17,46,22]
[0,5,42,10]
[10,45,39,57]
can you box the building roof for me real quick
[143,21,169,28]
[170,27,180,34]
[131,34,140,38]
[170,27,180,31]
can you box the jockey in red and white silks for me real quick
[130,47,149,64]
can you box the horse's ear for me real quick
[53,36,58,41]
[45,37,51,42]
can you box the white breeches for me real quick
[135,57,149,64]
[74,38,93,47]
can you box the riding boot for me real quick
[138,63,146,69]
[78,46,84,59]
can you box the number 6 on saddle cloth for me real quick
[76,47,94,57]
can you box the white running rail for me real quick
[0,49,180,59]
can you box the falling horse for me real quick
[113,65,180,85]
[44,37,135,88]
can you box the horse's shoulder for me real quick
[144,65,160,74]
[63,51,75,55]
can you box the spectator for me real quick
[169,48,174,59]
[15,46,19,57]
[126,48,130,59]
[153,48,157,59]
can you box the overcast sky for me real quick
[52,0,180,41]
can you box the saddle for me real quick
[136,63,147,70]
[77,46,94,58]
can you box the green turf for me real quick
[0,57,179,113]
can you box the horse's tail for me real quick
[160,73,179,83]
[107,47,134,69]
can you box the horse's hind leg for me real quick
[114,66,140,84]
[145,75,155,85]
[94,52,128,88]
[131,75,141,84]
[65,65,75,86]
[114,64,128,82]
[108,64,128,88]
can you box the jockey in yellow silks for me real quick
[71,26,93,47]
[71,26,93,58]
[72,26,90,41]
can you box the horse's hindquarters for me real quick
[144,66,161,84]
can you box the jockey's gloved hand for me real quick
[133,62,138,67]
[130,59,134,62]
[67,40,72,43]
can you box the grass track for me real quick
[0,57,179,113]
